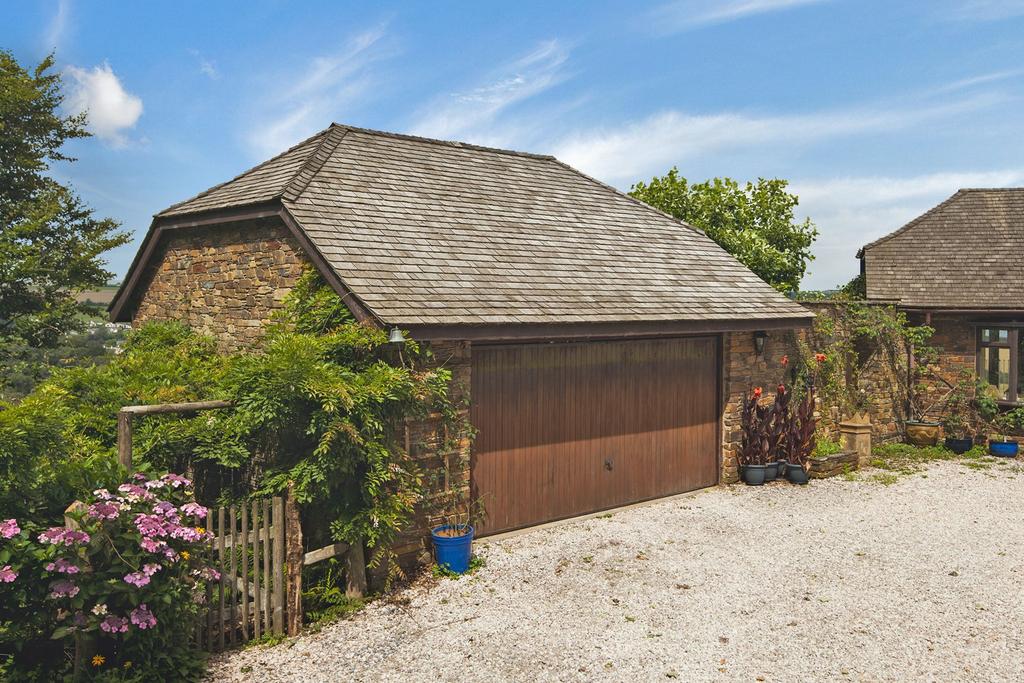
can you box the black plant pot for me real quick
[785,463,809,485]
[741,464,766,486]
[944,437,973,454]
[764,461,778,482]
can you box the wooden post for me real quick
[217,507,226,651]
[252,500,261,640]
[271,496,285,635]
[117,411,133,472]
[228,506,238,646]
[240,504,249,642]
[284,484,303,636]
[205,511,215,651]
[345,541,367,599]
[262,499,271,630]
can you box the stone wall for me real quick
[720,329,800,483]
[911,314,977,421]
[719,303,917,484]
[390,341,473,570]
[801,302,907,445]
[131,218,307,352]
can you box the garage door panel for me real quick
[471,337,719,536]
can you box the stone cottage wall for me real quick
[801,302,907,444]
[910,314,977,422]
[720,304,914,483]
[131,218,307,352]
[390,340,473,570]
[720,329,799,483]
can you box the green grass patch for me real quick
[432,554,486,579]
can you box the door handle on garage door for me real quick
[604,459,613,471]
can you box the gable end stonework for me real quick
[131,217,307,351]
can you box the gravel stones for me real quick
[208,461,1024,682]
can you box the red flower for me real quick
[780,355,789,366]
[752,387,763,398]
[777,384,786,394]
[815,353,827,363]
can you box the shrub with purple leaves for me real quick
[0,472,218,680]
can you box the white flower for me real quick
[91,603,108,616]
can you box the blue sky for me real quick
[4,0,1024,289]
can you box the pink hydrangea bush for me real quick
[0,472,221,674]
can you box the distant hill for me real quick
[75,285,119,306]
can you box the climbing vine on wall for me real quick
[791,297,935,423]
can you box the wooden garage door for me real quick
[471,337,719,535]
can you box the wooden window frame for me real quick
[976,326,1020,404]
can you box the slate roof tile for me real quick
[153,124,810,326]
[860,188,1024,309]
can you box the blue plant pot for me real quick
[432,524,474,574]
[989,441,1019,458]
[785,463,809,485]
[741,465,766,486]
[944,437,974,454]
[764,462,778,482]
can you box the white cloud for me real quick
[409,40,570,143]
[946,0,1024,20]
[650,0,828,30]
[65,62,143,147]
[930,69,1024,94]
[245,24,393,158]
[188,50,219,80]
[550,93,999,185]
[794,170,1024,289]
[44,0,70,50]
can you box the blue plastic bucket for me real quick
[989,441,1019,458]
[432,525,474,573]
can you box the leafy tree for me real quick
[630,170,818,292]
[0,50,129,383]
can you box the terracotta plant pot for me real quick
[905,420,940,447]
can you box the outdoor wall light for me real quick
[388,327,407,344]
[753,330,768,356]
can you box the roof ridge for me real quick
[155,126,333,217]
[334,123,556,162]
[858,189,967,256]
[957,187,1024,192]
[282,125,349,203]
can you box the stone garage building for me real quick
[110,124,811,536]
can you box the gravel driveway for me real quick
[209,460,1024,682]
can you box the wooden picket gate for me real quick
[197,491,367,651]
[197,497,286,651]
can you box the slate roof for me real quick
[859,188,1024,309]
[135,124,811,327]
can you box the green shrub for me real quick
[0,473,218,681]
[813,438,843,458]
